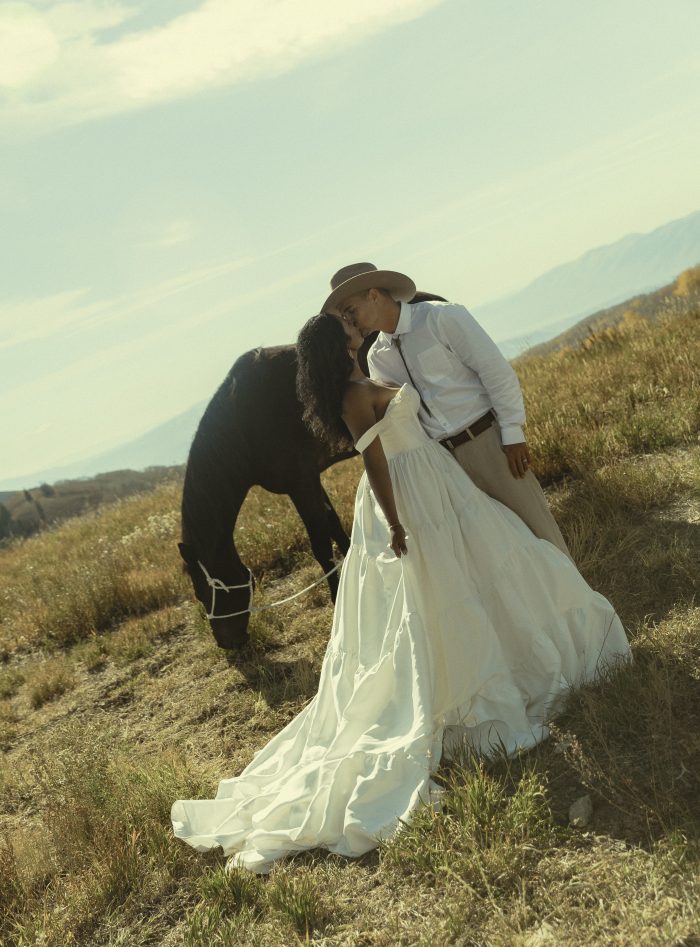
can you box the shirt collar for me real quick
[380,301,412,343]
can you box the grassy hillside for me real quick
[0,467,183,543]
[0,300,699,945]
[523,262,700,358]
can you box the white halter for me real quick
[197,559,342,620]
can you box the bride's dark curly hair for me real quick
[296,312,355,451]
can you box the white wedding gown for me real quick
[172,384,630,873]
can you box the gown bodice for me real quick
[355,385,433,458]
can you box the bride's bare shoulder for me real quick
[341,380,378,423]
[343,379,373,403]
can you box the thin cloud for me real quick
[1,0,445,132]
[0,287,100,350]
[0,2,60,88]
[142,220,195,249]
[0,208,364,353]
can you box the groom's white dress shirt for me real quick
[367,300,526,446]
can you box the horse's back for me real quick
[187,344,337,493]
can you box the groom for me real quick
[321,262,572,561]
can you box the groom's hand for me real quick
[503,442,532,479]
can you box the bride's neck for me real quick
[348,353,366,381]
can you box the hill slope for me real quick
[478,208,700,351]
[0,467,182,541]
[519,262,700,359]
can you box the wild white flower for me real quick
[119,511,179,546]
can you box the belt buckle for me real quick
[443,436,455,451]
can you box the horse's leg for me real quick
[182,478,253,649]
[290,479,342,602]
[321,486,350,555]
[212,482,255,648]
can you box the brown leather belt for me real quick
[440,410,496,451]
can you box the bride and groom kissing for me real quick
[171,262,630,874]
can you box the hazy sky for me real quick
[2,0,700,481]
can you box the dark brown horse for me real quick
[178,344,354,649]
[179,293,445,649]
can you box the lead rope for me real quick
[197,559,343,620]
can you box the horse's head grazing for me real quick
[178,542,254,649]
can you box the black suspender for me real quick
[393,336,434,418]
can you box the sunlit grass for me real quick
[1,724,208,946]
[517,307,700,482]
[27,656,76,709]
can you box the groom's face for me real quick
[340,289,380,337]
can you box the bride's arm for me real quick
[342,387,408,558]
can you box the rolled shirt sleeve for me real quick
[436,305,526,445]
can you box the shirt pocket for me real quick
[416,344,456,381]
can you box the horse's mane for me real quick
[181,347,292,558]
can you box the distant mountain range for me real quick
[0,402,205,492]
[480,208,700,357]
[3,209,699,491]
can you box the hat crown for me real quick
[330,262,377,291]
[321,263,415,315]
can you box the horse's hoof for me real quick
[214,629,250,650]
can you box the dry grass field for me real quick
[1,289,699,946]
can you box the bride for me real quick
[171,312,631,874]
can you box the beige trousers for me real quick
[450,421,574,562]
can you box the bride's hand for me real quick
[389,524,408,558]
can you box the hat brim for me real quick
[322,270,416,315]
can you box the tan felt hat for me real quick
[321,262,416,315]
